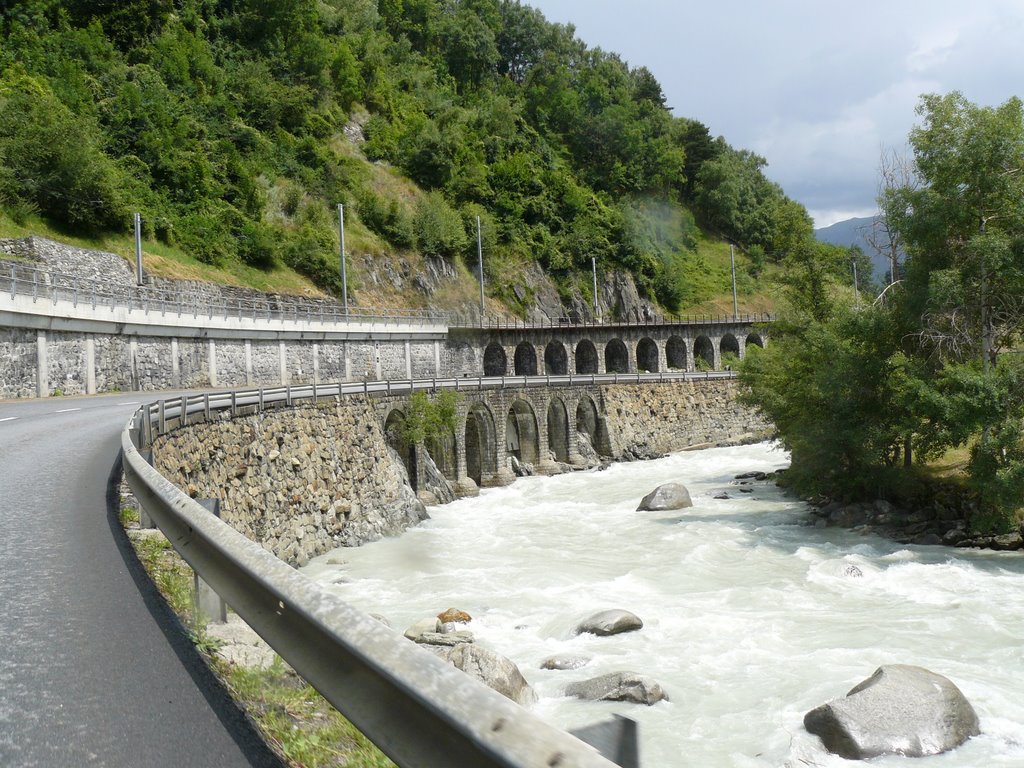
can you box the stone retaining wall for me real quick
[153,396,425,567]
[603,379,769,457]
[151,380,770,567]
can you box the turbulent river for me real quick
[302,442,1024,766]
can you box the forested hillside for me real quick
[0,0,820,315]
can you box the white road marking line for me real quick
[0,417,16,422]
[55,408,81,413]
[117,402,140,406]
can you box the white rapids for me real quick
[302,442,1024,766]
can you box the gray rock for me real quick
[804,664,980,759]
[403,617,441,641]
[414,631,474,647]
[565,672,668,706]
[540,655,591,671]
[433,643,537,707]
[829,504,871,528]
[575,609,643,637]
[912,533,943,546]
[735,471,768,480]
[713,492,731,500]
[636,483,692,511]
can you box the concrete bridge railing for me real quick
[5,260,448,327]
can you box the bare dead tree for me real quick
[868,146,918,284]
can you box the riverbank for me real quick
[800,477,1024,552]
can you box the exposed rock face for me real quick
[565,672,667,706]
[540,655,591,671]
[804,665,980,760]
[575,432,601,468]
[418,450,456,506]
[431,643,537,707]
[636,482,692,511]
[574,609,643,637]
[601,271,655,322]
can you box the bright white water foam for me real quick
[302,442,1024,766]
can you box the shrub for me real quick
[413,191,467,260]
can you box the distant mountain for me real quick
[815,216,896,283]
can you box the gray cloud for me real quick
[527,0,1024,225]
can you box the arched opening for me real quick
[514,342,538,376]
[721,333,740,368]
[746,333,764,352]
[576,395,610,457]
[637,338,659,373]
[544,341,568,375]
[384,409,417,490]
[666,336,687,370]
[465,403,497,486]
[506,400,539,465]
[694,335,715,370]
[547,397,570,463]
[575,339,598,374]
[604,339,628,374]
[483,342,507,376]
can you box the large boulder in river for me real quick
[566,672,667,705]
[431,643,537,707]
[574,609,643,636]
[804,665,980,759]
[636,483,692,511]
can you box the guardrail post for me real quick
[158,400,166,435]
[259,388,264,410]
[205,393,211,421]
[312,382,318,403]
[194,499,228,624]
[229,391,236,417]
[181,396,189,427]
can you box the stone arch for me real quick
[483,342,507,377]
[465,402,498,486]
[720,333,740,367]
[546,397,570,463]
[506,399,540,466]
[694,335,715,369]
[604,338,628,374]
[666,335,687,370]
[575,339,599,374]
[384,408,416,490]
[637,337,659,373]
[575,395,610,458]
[745,333,764,352]
[544,341,568,375]
[514,342,538,376]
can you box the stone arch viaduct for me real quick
[448,319,767,378]
[373,371,752,502]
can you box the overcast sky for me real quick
[525,0,1024,227]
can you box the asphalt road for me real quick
[0,393,280,767]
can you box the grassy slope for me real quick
[0,190,778,317]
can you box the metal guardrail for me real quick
[452,312,775,331]
[5,262,448,326]
[123,370,737,767]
